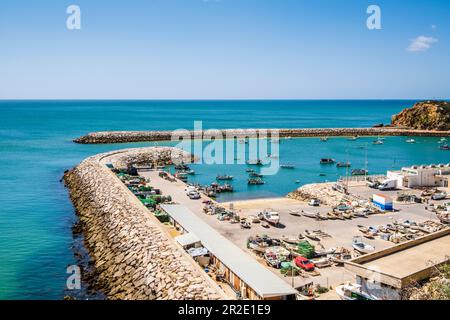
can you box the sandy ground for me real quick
[140,170,445,300]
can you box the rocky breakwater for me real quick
[74,127,450,144]
[287,183,344,207]
[392,100,450,131]
[64,147,224,300]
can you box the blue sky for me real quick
[0,0,449,99]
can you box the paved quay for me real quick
[140,170,444,299]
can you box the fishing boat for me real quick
[320,137,329,142]
[342,212,354,219]
[438,213,450,224]
[174,172,188,182]
[439,144,450,150]
[348,136,359,141]
[246,159,264,166]
[315,247,337,257]
[406,138,416,143]
[352,169,368,176]
[249,172,263,178]
[336,283,378,300]
[174,164,190,171]
[247,215,260,223]
[438,137,447,144]
[216,174,233,181]
[248,178,265,185]
[289,210,301,217]
[327,212,339,220]
[352,237,375,254]
[280,164,295,169]
[336,161,351,168]
[373,138,384,145]
[259,209,280,225]
[281,235,302,245]
[240,219,251,229]
[264,246,290,266]
[302,211,319,219]
[320,158,335,165]
[264,252,281,268]
[305,230,320,241]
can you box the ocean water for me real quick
[0,100,448,299]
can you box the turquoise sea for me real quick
[1,100,449,299]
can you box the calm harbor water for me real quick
[0,100,448,299]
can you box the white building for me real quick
[387,164,450,188]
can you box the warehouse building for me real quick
[160,204,297,300]
[344,228,450,300]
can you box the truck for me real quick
[378,179,397,191]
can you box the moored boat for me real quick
[248,178,265,185]
[216,174,233,181]
[320,158,335,164]
[337,161,351,168]
[352,169,368,176]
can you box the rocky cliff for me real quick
[392,100,450,131]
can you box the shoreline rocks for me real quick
[74,127,450,144]
[64,147,224,300]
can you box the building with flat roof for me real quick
[387,164,450,188]
[344,228,450,300]
[160,204,297,300]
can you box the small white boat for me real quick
[373,139,384,145]
[406,138,416,143]
[320,137,329,142]
[259,209,280,225]
[352,237,375,254]
[336,283,378,300]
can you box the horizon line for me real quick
[0,98,448,102]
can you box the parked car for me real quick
[309,199,320,207]
[294,256,315,271]
[188,191,201,200]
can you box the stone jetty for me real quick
[64,147,225,300]
[74,128,450,144]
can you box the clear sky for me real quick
[0,0,449,99]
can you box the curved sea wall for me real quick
[74,128,450,144]
[64,147,224,300]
